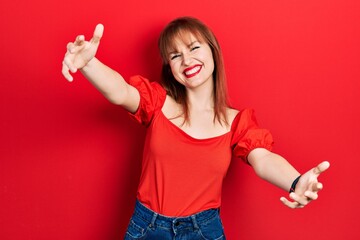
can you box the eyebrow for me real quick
[187,41,200,47]
[168,41,201,55]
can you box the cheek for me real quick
[199,50,214,67]
[169,62,181,76]
[204,54,215,72]
[208,52,215,71]
[210,59,215,72]
[168,64,183,83]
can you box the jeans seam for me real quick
[198,229,224,240]
[126,219,150,239]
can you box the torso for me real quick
[139,95,236,216]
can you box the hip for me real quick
[124,199,226,240]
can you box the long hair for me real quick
[158,17,230,126]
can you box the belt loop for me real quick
[191,215,199,230]
[149,212,158,229]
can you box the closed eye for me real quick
[170,53,181,60]
[191,46,200,51]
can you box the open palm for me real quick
[281,161,330,208]
[62,24,104,81]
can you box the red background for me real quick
[1,0,359,239]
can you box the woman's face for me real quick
[167,32,215,90]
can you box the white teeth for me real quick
[185,66,201,76]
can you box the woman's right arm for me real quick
[61,24,140,113]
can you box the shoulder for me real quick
[227,107,240,126]
[128,75,167,106]
[162,95,182,119]
[129,75,165,92]
[228,108,261,132]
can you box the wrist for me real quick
[289,175,301,193]
[80,57,98,72]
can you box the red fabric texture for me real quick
[128,75,273,216]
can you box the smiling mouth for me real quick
[184,65,202,78]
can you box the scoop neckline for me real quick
[158,110,241,141]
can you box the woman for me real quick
[62,17,330,240]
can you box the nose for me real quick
[182,52,192,66]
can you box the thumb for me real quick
[91,24,104,44]
[313,161,330,175]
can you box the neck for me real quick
[186,79,214,111]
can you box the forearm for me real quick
[248,149,300,191]
[80,57,133,106]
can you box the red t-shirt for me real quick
[128,75,273,216]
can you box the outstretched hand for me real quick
[280,161,330,209]
[62,24,104,82]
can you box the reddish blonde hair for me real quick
[158,17,230,126]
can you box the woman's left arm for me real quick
[247,148,330,209]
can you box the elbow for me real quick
[106,93,126,105]
[251,160,267,180]
[103,84,130,105]
[105,85,140,113]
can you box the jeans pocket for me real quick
[198,214,225,240]
[125,216,149,240]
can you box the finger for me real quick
[67,42,76,53]
[75,35,85,45]
[91,24,104,44]
[63,55,77,73]
[312,182,323,192]
[67,37,86,54]
[62,61,73,82]
[304,191,318,200]
[313,161,330,175]
[280,197,297,208]
[280,197,304,209]
[289,192,309,206]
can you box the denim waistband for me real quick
[133,199,220,230]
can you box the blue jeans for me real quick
[124,200,226,240]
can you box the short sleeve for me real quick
[128,75,167,126]
[231,109,274,163]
